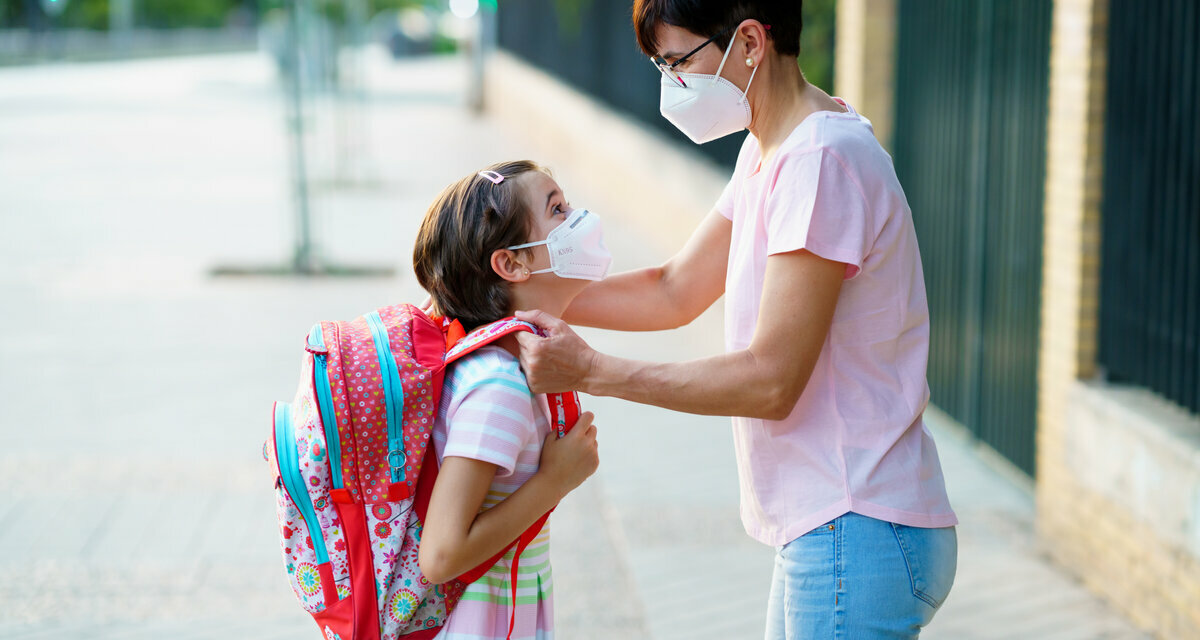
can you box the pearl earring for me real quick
[746,57,754,67]
[523,268,530,276]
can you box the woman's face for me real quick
[653,23,737,77]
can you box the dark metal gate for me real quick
[893,0,1052,476]
[1099,0,1199,415]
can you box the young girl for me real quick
[412,160,605,640]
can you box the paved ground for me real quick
[0,51,1152,639]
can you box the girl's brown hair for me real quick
[412,160,547,330]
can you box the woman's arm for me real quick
[417,414,598,584]
[517,249,844,420]
[560,210,732,331]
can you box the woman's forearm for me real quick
[563,210,731,331]
[583,349,805,421]
[575,251,843,420]
[563,267,692,331]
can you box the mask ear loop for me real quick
[713,29,758,106]
[503,240,556,275]
[710,30,738,87]
[740,64,759,105]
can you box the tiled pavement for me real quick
[0,51,1151,639]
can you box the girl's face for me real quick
[519,171,572,257]
[508,171,592,300]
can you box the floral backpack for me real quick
[264,303,580,640]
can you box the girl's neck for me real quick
[509,289,568,321]
[496,289,571,361]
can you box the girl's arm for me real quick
[517,249,845,420]
[417,413,598,585]
[560,210,732,331]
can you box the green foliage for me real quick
[551,0,591,36]
[77,0,112,29]
[798,0,836,91]
[256,0,438,27]
[138,0,237,28]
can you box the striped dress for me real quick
[432,346,554,640]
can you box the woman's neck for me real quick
[747,59,842,163]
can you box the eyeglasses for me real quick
[650,26,735,88]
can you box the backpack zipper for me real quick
[274,402,330,565]
[307,323,343,490]
[365,312,406,484]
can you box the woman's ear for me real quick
[491,249,531,283]
[737,19,770,67]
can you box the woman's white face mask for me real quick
[659,31,758,144]
[507,209,613,281]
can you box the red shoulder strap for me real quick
[440,317,580,637]
[441,317,539,364]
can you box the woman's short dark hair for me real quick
[633,0,802,59]
[412,160,547,330]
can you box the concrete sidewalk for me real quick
[0,51,1148,639]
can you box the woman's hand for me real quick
[536,411,599,499]
[514,310,599,394]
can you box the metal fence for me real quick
[893,0,1052,476]
[1099,0,1200,414]
[495,0,744,169]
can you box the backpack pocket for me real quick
[271,401,348,613]
[368,496,464,637]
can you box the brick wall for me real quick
[1036,0,1200,636]
[834,0,897,150]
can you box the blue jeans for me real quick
[764,512,957,639]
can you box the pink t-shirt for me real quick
[715,100,957,546]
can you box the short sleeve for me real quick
[441,350,537,477]
[765,148,874,279]
[715,176,737,220]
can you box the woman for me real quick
[514,1,958,638]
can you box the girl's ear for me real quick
[491,249,531,283]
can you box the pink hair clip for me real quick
[478,170,505,185]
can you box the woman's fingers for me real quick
[515,308,568,335]
[514,316,595,394]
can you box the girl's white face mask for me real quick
[507,209,612,281]
[659,31,758,145]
